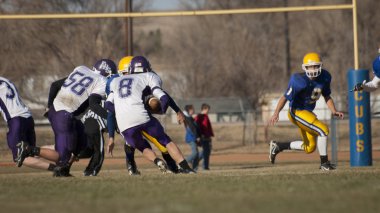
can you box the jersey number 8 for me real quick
[310,88,322,104]
[119,78,133,98]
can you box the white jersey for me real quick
[53,66,107,113]
[0,77,31,122]
[107,72,166,132]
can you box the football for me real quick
[147,96,162,114]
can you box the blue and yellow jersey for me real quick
[106,74,120,96]
[284,69,331,111]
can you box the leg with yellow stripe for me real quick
[269,109,335,170]
[142,131,179,173]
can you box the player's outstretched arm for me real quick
[325,96,344,119]
[268,96,287,126]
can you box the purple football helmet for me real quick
[93,59,117,78]
[128,56,152,74]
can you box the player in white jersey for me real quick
[353,54,380,92]
[105,56,195,173]
[0,77,60,172]
[17,64,108,176]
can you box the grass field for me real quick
[1,156,380,213]
[1,125,380,213]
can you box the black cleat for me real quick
[127,161,141,176]
[83,169,96,176]
[53,165,73,177]
[320,161,336,171]
[16,141,31,167]
[269,140,280,164]
[179,168,196,174]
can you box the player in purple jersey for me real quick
[106,56,195,174]
[17,60,110,176]
[106,56,180,175]
[0,77,61,172]
[268,53,344,170]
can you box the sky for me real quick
[149,0,181,10]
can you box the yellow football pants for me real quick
[288,109,329,154]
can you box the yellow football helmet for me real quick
[118,56,134,75]
[302,52,322,78]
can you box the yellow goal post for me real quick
[0,0,358,68]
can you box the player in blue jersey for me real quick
[352,54,380,92]
[268,52,344,171]
[106,56,181,175]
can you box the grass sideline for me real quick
[1,161,379,213]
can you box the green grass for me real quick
[1,161,380,213]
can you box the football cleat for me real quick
[178,167,196,174]
[320,161,336,171]
[16,141,31,167]
[269,140,280,164]
[83,168,98,176]
[155,159,168,174]
[127,161,141,176]
[53,165,73,177]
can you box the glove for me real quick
[352,80,367,91]
[353,83,363,91]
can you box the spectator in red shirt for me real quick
[195,103,214,170]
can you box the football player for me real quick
[17,61,109,176]
[105,56,195,174]
[0,77,59,172]
[352,55,380,92]
[268,52,344,170]
[106,56,182,175]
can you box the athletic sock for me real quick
[277,142,291,151]
[47,163,56,171]
[31,147,40,156]
[179,160,192,170]
[162,153,178,172]
[289,141,304,151]
[320,155,328,164]
[317,136,327,156]
[124,144,135,164]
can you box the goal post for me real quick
[0,1,358,67]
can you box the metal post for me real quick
[352,0,359,69]
[330,116,338,166]
[126,0,133,55]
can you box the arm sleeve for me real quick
[164,91,180,113]
[105,92,115,114]
[89,94,108,119]
[47,77,67,108]
[159,95,170,113]
[107,111,116,138]
[284,75,299,102]
[363,76,380,92]
[322,74,332,97]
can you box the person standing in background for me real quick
[195,103,214,170]
[183,105,201,170]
